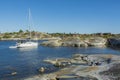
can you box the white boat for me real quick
[16,41,38,48]
[9,9,38,48]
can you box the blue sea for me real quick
[0,40,120,80]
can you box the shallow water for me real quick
[0,40,120,80]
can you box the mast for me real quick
[28,8,38,41]
[28,8,31,40]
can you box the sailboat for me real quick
[9,9,38,48]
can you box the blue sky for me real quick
[0,0,120,33]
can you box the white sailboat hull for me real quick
[17,42,38,48]
[9,42,38,48]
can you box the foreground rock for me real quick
[100,63,120,80]
[24,54,120,80]
[44,54,115,67]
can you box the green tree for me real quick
[19,29,23,33]
[26,30,29,33]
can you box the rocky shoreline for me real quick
[24,54,120,80]
[40,37,107,47]
[41,37,120,50]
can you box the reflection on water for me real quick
[18,46,38,52]
[0,40,120,80]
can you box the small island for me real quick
[0,30,120,48]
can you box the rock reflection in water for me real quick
[59,77,98,80]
